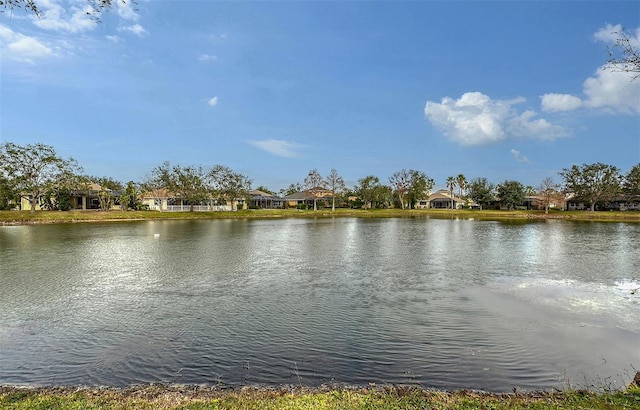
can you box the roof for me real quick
[250,190,284,200]
[284,191,312,201]
[427,190,463,202]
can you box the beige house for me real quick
[284,187,334,208]
[414,189,467,209]
[140,189,246,212]
[20,183,117,211]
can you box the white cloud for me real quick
[594,23,624,44]
[594,23,640,48]
[540,93,583,112]
[507,110,568,140]
[198,54,218,62]
[542,25,640,114]
[105,35,122,43]
[207,97,219,106]
[115,0,139,21]
[424,91,568,146]
[32,0,97,33]
[118,24,147,37]
[247,139,304,158]
[0,24,53,63]
[582,67,640,113]
[510,148,530,163]
[540,61,640,114]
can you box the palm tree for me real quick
[456,174,467,203]
[446,176,456,209]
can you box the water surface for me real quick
[0,218,638,391]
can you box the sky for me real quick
[1,0,639,192]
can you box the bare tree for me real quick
[1,0,135,19]
[605,30,640,80]
[538,177,562,214]
[389,169,411,209]
[303,169,325,211]
[325,168,345,211]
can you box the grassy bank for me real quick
[1,385,639,410]
[1,208,640,225]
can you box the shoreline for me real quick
[2,208,640,226]
[1,382,638,409]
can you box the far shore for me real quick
[2,208,640,226]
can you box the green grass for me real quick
[1,385,639,409]
[1,208,639,225]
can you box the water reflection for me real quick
[0,218,638,391]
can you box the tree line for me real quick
[1,142,639,213]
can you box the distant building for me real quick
[249,190,285,209]
[284,187,335,209]
[414,189,467,209]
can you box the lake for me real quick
[0,217,638,392]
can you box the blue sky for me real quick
[1,1,639,192]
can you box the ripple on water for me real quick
[1,219,638,391]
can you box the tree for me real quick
[119,181,139,211]
[456,174,467,202]
[389,169,411,209]
[524,186,536,196]
[605,30,640,80]
[623,163,640,199]
[356,175,381,209]
[88,175,124,191]
[468,177,495,210]
[255,185,275,195]
[538,177,562,214]
[325,168,345,211]
[446,176,456,209]
[559,163,622,212]
[497,180,525,211]
[87,175,123,211]
[279,183,302,198]
[0,142,81,213]
[303,169,326,211]
[1,0,133,18]
[146,162,210,212]
[407,170,434,209]
[0,173,17,210]
[209,165,252,211]
[97,187,115,211]
[41,170,88,211]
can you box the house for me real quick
[284,187,334,209]
[139,189,246,212]
[19,183,121,211]
[419,189,466,209]
[69,184,121,210]
[564,194,640,211]
[249,190,285,209]
[522,195,567,211]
